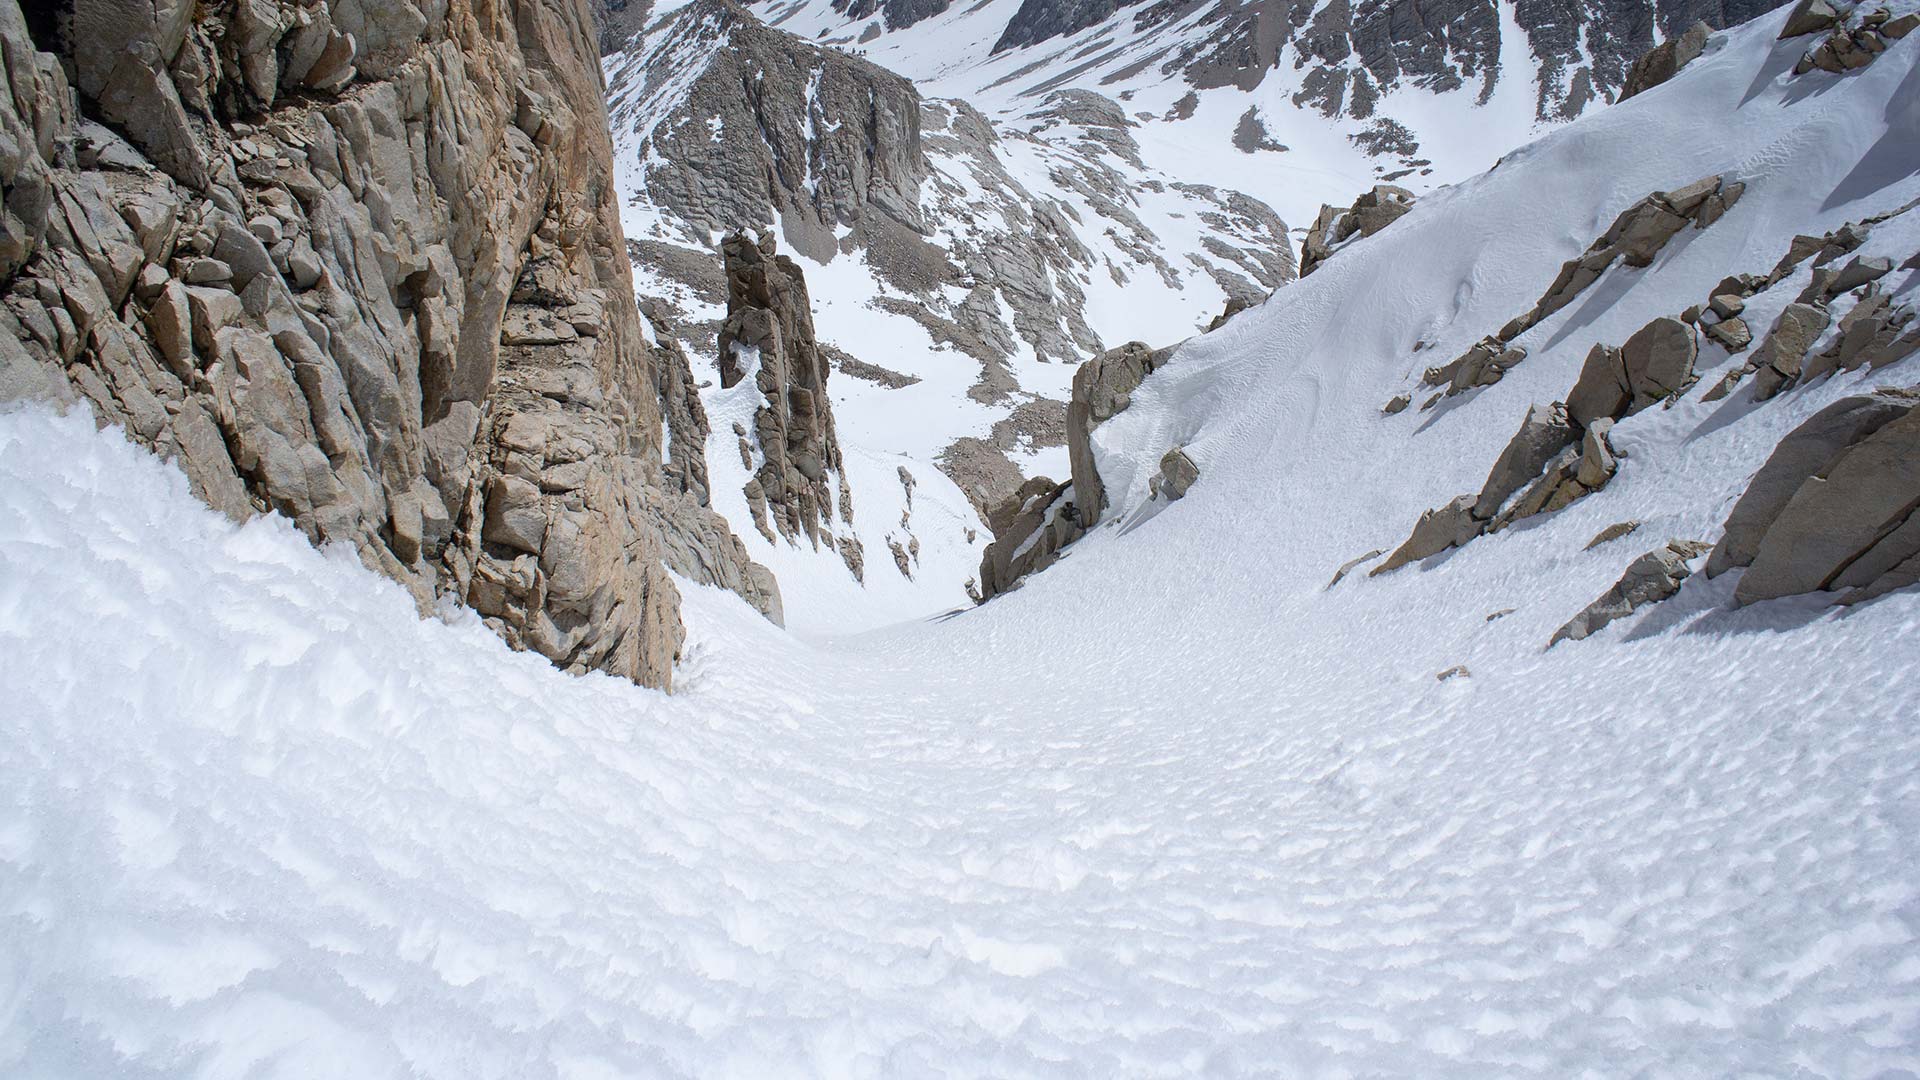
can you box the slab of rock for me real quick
[1585,520,1642,549]
[1749,302,1834,401]
[1374,494,1482,574]
[1328,548,1386,588]
[1780,0,1841,37]
[1150,446,1200,502]
[1707,391,1917,578]
[1735,401,1920,606]
[717,231,862,579]
[1620,21,1711,101]
[1299,185,1414,277]
[1473,402,1577,519]
[1551,539,1710,645]
[976,477,1082,600]
[1068,340,1170,526]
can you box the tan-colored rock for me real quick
[1749,302,1833,401]
[1551,539,1708,645]
[1707,389,1916,578]
[1585,520,1642,550]
[1068,340,1170,526]
[1734,400,1920,606]
[1779,0,1840,38]
[0,0,777,689]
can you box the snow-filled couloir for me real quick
[5,2,1920,1077]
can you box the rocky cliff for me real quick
[605,0,1293,532]
[718,231,863,578]
[0,0,775,689]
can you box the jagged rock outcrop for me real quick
[0,0,775,689]
[1373,399,1623,574]
[1299,185,1414,278]
[1706,388,1920,607]
[1381,304,1699,575]
[1620,21,1713,100]
[975,476,1082,600]
[1068,341,1172,527]
[1786,0,1918,73]
[1701,211,1917,402]
[1550,539,1711,645]
[607,0,925,264]
[977,338,1175,600]
[718,231,863,578]
[1494,175,1743,347]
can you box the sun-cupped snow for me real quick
[6,6,1920,1078]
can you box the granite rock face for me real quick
[951,0,1784,125]
[1299,184,1414,278]
[1706,388,1920,607]
[718,232,864,578]
[609,0,926,265]
[0,0,774,689]
[1068,341,1172,528]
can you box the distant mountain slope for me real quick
[752,0,1791,224]
[603,0,1296,623]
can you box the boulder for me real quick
[1585,520,1642,549]
[1779,0,1840,37]
[1151,447,1200,501]
[1299,185,1415,277]
[1473,402,1577,519]
[1749,303,1833,401]
[1619,315,1697,409]
[1068,340,1170,526]
[1551,540,1710,645]
[1620,21,1711,101]
[1735,401,1920,606]
[1373,494,1482,574]
[1708,389,1916,578]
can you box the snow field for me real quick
[3,6,1920,1077]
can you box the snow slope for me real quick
[6,9,1920,1077]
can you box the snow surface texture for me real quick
[7,10,1920,1078]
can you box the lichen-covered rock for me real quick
[0,0,775,689]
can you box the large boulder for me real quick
[1067,340,1171,526]
[1550,540,1710,645]
[1299,185,1414,278]
[1735,399,1920,606]
[1620,21,1711,101]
